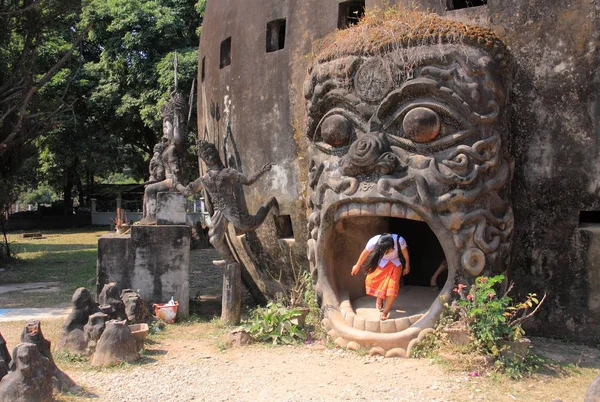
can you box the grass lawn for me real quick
[0,226,109,308]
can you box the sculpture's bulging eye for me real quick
[321,115,352,147]
[402,107,441,143]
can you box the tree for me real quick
[0,0,91,156]
[81,0,200,171]
[2,0,204,220]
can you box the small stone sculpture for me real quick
[21,320,78,393]
[58,287,100,354]
[0,332,10,381]
[186,140,279,263]
[83,312,108,354]
[585,372,600,402]
[121,289,150,323]
[98,282,126,321]
[0,343,53,402]
[91,320,139,367]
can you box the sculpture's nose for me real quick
[339,131,398,176]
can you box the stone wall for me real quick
[198,0,600,342]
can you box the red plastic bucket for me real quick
[152,301,178,323]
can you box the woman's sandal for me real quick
[380,312,389,321]
[376,300,383,311]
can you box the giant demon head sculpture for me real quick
[304,11,513,354]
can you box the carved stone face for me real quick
[304,41,513,352]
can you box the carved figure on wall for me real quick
[58,287,101,354]
[20,320,79,393]
[186,140,279,263]
[304,11,513,354]
[0,343,53,402]
[140,91,188,224]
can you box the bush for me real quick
[448,275,545,356]
[245,302,307,345]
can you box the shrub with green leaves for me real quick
[245,302,307,345]
[450,275,544,355]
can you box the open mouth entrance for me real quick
[327,215,446,328]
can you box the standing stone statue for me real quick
[0,343,53,402]
[140,91,188,224]
[186,140,279,323]
[186,140,279,262]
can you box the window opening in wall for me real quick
[580,211,600,226]
[219,37,231,69]
[201,56,206,82]
[266,19,286,53]
[274,215,294,239]
[447,0,487,10]
[338,1,365,29]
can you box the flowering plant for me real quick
[448,275,545,355]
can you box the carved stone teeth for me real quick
[375,202,392,217]
[391,203,406,218]
[361,203,376,216]
[332,201,428,223]
[381,319,396,334]
[349,314,424,333]
[365,319,380,333]
[347,203,361,217]
[353,315,366,331]
[344,312,355,327]
[335,204,349,220]
[394,317,412,332]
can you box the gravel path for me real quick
[68,335,466,402]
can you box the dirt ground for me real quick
[1,248,599,401]
[1,318,598,402]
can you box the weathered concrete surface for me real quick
[156,192,186,225]
[97,225,191,316]
[198,0,600,342]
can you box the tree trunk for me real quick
[86,169,94,205]
[0,214,10,259]
[76,173,84,207]
[63,168,74,216]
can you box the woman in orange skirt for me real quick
[351,233,410,320]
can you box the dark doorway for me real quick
[329,215,446,301]
[580,211,600,226]
[389,218,446,287]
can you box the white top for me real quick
[365,234,407,268]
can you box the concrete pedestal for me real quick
[97,225,191,316]
[157,192,186,225]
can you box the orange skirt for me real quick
[365,261,401,299]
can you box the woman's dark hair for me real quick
[361,234,395,275]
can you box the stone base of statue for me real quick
[97,197,190,317]
[157,192,186,225]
